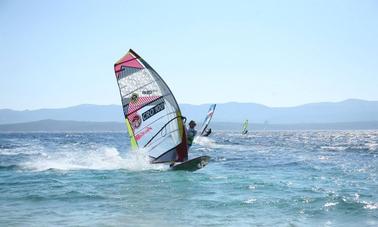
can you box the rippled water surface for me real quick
[0,131,377,226]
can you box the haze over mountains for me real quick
[1,99,378,125]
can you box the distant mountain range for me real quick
[1,99,378,125]
[0,104,123,124]
[185,99,378,124]
[0,120,126,132]
[0,120,377,132]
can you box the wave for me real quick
[0,164,20,170]
[319,193,378,212]
[14,190,108,202]
[320,144,378,153]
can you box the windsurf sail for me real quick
[242,120,248,134]
[200,104,216,136]
[113,49,188,163]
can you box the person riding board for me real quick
[187,120,197,148]
[170,119,197,167]
[203,128,212,137]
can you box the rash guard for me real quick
[187,127,197,147]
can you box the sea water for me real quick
[0,131,377,226]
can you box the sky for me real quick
[0,0,377,110]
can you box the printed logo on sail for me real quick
[135,127,152,141]
[142,89,158,95]
[142,100,165,121]
[131,114,142,129]
[130,93,139,103]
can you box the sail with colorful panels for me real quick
[242,120,248,135]
[200,104,216,136]
[113,49,188,163]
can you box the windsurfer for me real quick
[187,120,197,147]
[203,128,212,137]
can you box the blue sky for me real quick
[1,0,377,110]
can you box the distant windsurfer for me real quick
[187,120,197,148]
[242,120,249,135]
[203,128,212,137]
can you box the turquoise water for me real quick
[0,131,377,226]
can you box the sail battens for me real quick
[122,93,175,117]
[119,80,157,97]
[146,128,181,156]
[144,116,182,148]
[134,111,177,135]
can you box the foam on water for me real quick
[324,202,338,208]
[364,202,378,210]
[19,146,167,172]
[193,136,216,148]
[194,134,251,152]
[244,198,257,204]
[0,144,47,156]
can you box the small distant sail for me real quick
[200,104,216,136]
[113,49,188,163]
[242,120,248,134]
